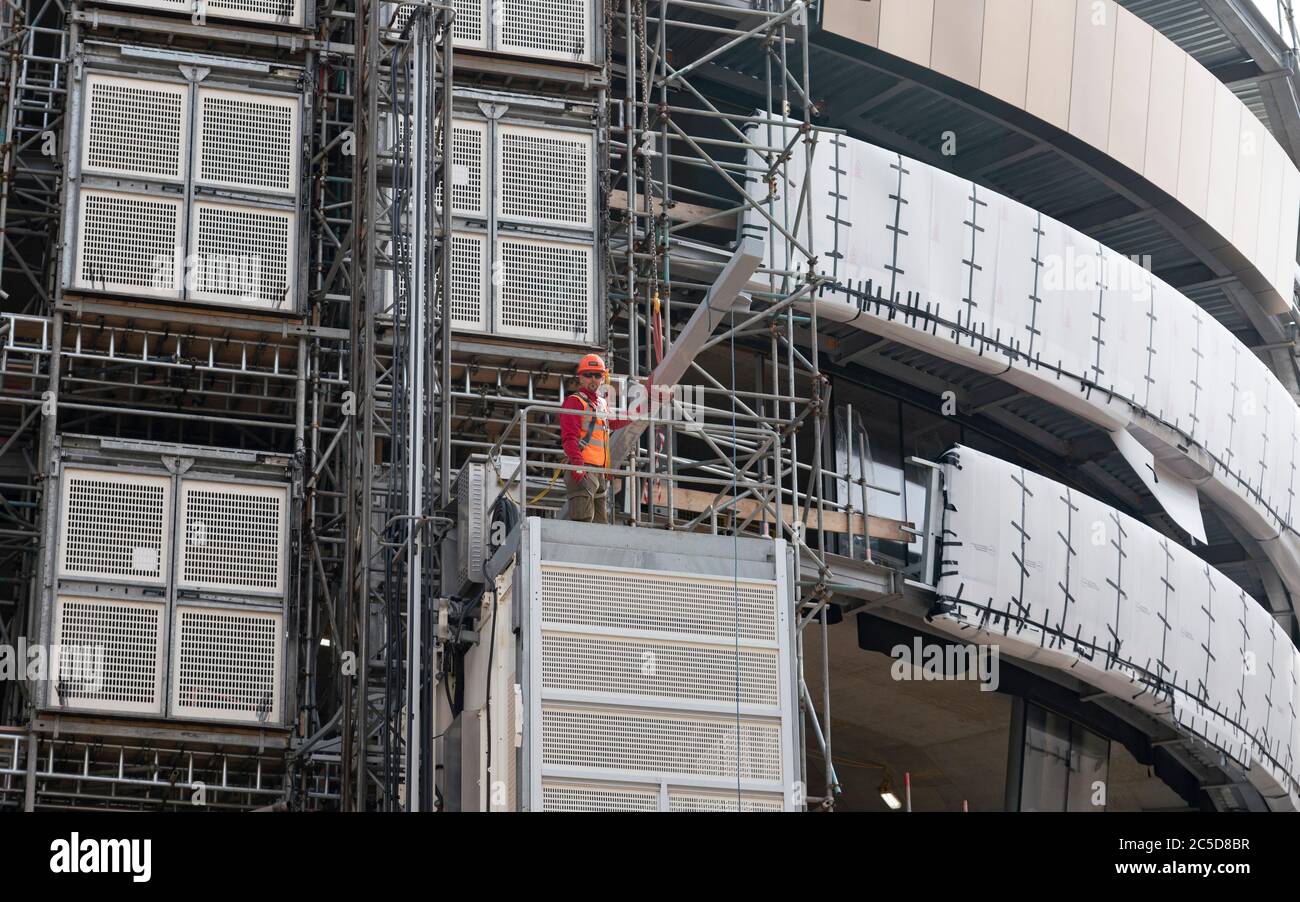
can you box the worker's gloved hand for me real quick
[571,469,585,484]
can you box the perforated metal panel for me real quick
[496,125,592,228]
[521,525,797,811]
[447,232,488,330]
[451,0,486,47]
[177,479,287,595]
[194,0,301,26]
[74,189,182,298]
[189,201,294,309]
[541,633,780,707]
[81,75,186,181]
[494,236,593,341]
[541,781,659,812]
[540,564,777,641]
[170,606,281,723]
[195,88,297,194]
[435,121,487,218]
[541,706,783,781]
[52,596,164,715]
[497,0,590,62]
[58,468,170,584]
[668,792,784,812]
[100,0,302,25]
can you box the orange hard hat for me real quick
[576,353,607,375]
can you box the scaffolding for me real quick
[0,0,900,812]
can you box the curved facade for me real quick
[932,445,1299,808]
[744,126,1300,605]
[821,0,1300,314]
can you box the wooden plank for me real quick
[644,482,911,542]
[610,189,736,228]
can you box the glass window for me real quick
[1018,702,1110,812]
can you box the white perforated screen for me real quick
[497,125,592,227]
[75,189,182,298]
[171,606,281,723]
[99,0,302,25]
[668,792,784,812]
[53,596,163,715]
[495,237,592,341]
[449,232,487,330]
[451,0,485,47]
[178,480,286,595]
[198,0,302,26]
[541,705,783,781]
[196,88,297,194]
[541,632,780,707]
[81,75,186,181]
[540,564,777,641]
[59,468,170,584]
[497,0,589,62]
[434,121,487,218]
[189,201,294,309]
[541,781,659,812]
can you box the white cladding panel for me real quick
[934,445,1299,804]
[743,126,1300,602]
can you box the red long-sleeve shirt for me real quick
[560,385,633,472]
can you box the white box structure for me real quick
[44,438,292,728]
[66,53,304,312]
[472,518,800,811]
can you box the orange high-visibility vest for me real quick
[573,394,609,469]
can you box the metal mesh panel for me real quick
[541,633,780,707]
[668,792,784,812]
[54,597,162,714]
[179,480,285,594]
[433,123,486,217]
[451,0,484,46]
[201,0,302,26]
[541,781,659,812]
[59,469,168,583]
[452,123,486,216]
[190,201,293,309]
[495,237,591,340]
[498,0,588,61]
[196,88,296,194]
[82,75,186,180]
[75,190,181,297]
[171,607,280,722]
[497,125,591,227]
[540,565,777,641]
[448,232,487,329]
[541,706,783,781]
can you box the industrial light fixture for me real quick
[879,773,902,810]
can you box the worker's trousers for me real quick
[563,471,609,524]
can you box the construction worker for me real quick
[559,353,631,523]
